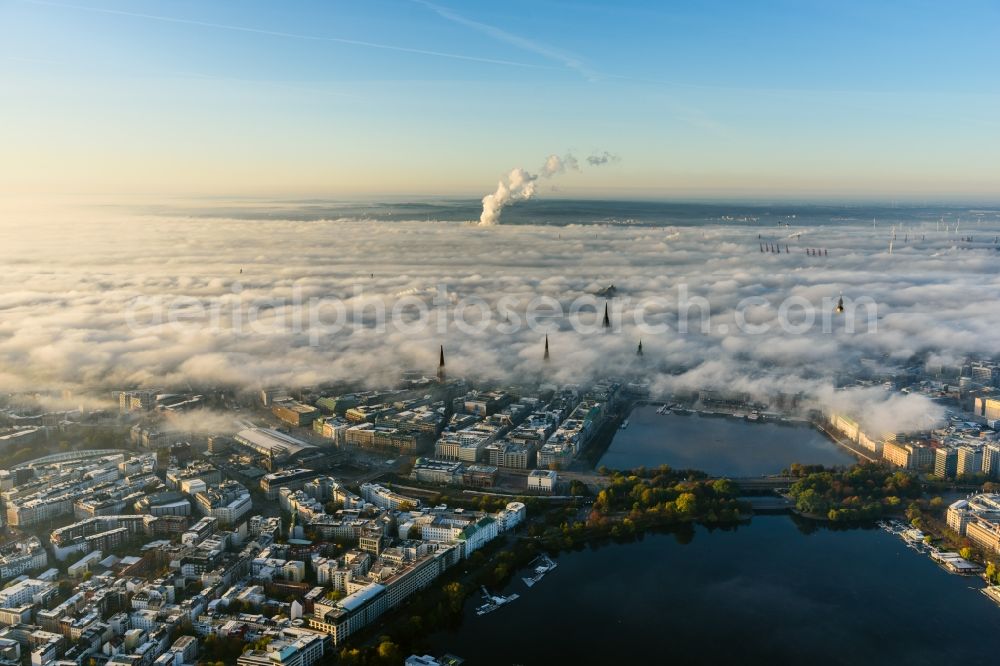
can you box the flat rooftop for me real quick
[529,469,557,479]
[235,428,316,456]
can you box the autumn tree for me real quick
[376,638,403,664]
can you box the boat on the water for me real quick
[475,586,519,616]
[620,419,629,429]
[522,554,558,588]
[877,519,906,535]
[880,519,982,575]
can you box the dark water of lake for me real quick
[598,405,856,475]
[427,516,1000,665]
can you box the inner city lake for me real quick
[426,407,1000,665]
[598,404,857,475]
[429,516,1000,665]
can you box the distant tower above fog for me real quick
[637,340,643,356]
[437,345,446,383]
[603,301,611,329]
[544,335,550,362]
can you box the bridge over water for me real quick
[741,495,796,511]
[727,476,797,491]
[726,476,799,511]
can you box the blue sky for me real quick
[2,0,998,199]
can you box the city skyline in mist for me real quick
[2,0,999,200]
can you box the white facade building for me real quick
[527,469,557,493]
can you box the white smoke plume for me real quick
[479,167,537,226]
[479,152,590,225]
[587,151,618,166]
[541,153,578,176]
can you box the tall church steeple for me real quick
[437,345,446,382]
[603,301,611,328]
[543,335,550,361]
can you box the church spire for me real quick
[603,301,611,328]
[637,339,643,356]
[543,335,550,361]
[437,345,446,382]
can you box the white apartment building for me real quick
[360,483,419,511]
[528,469,557,493]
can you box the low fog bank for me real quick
[3,205,998,433]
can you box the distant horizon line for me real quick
[5,192,1000,210]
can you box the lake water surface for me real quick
[599,405,856,475]
[428,516,1000,665]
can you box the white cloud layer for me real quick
[3,205,999,433]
